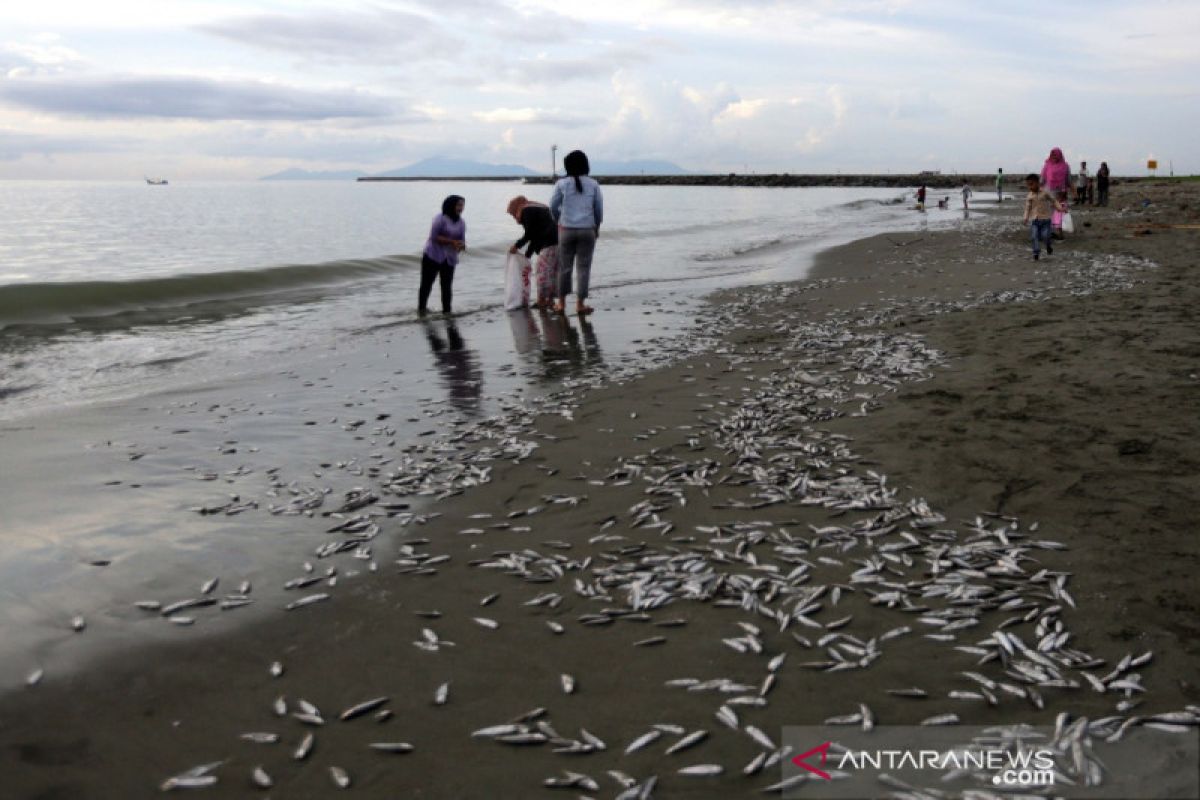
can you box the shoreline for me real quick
[360,173,1161,190]
[2,182,1198,798]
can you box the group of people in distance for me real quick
[1021,147,1111,261]
[417,149,604,317]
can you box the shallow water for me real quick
[0,180,971,418]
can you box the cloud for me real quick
[472,39,664,89]
[198,9,444,63]
[0,128,132,160]
[472,107,599,127]
[0,76,411,121]
[2,35,86,78]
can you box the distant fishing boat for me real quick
[145,177,168,185]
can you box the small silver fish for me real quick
[293,732,314,760]
[329,765,350,789]
[678,764,722,777]
[368,742,414,753]
[625,730,663,754]
[472,724,522,738]
[920,714,960,726]
[665,730,707,755]
[560,674,576,694]
[434,682,450,705]
[285,593,329,611]
[339,696,389,721]
[251,766,272,788]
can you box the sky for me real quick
[1,0,1197,179]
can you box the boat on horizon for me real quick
[145,177,168,185]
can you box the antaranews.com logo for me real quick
[781,724,1199,799]
[792,739,1055,788]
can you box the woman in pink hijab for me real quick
[1040,147,1071,235]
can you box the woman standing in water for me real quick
[419,195,466,315]
[506,195,559,309]
[550,150,603,315]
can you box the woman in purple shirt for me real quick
[419,195,466,314]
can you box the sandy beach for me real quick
[2,180,1198,799]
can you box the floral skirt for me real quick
[535,246,560,304]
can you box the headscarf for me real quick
[1041,148,1069,192]
[563,150,590,193]
[506,195,530,222]
[441,194,464,221]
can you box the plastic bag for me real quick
[504,253,531,311]
[1061,211,1075,234]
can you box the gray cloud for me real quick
[198,10,445,63]
[0,76,409,121]
[0,129,133,160]
[486,42,655,86]
[472,107,602,128]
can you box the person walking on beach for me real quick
[550,150,603,315]
[419,195,466,315]
[915,184,926,210]
[1096,162,1111,206]
[961,181,973,210]
[995,168,1004,202]
[506,195,560,310]
[1075,161,1089,205]
[1040,148,1071,237]
[1023,173,1065,261]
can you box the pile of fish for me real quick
[150,244,1200,796]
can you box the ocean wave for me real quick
[834,195,908,210]
[0,255,420,327]
[693,237,789,262]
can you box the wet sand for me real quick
[2,182,1198,798]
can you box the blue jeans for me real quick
[1029,219,1052,254]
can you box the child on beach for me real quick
[1023,174,1065,261]
[915,185,926,210]
[961,182,972,210]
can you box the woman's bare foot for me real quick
[552,301,566,314]
[576,303,594,316]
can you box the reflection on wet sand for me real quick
[422,318,482,415]
[506,309,603,380]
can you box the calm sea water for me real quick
[0,180,954,418]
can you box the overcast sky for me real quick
[1,0,1197,179]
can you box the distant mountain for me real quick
[590,159,688,176]
[379,157,538,178]
[261,168,367,181]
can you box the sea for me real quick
[0,180,971,679]
[0,179,969,419]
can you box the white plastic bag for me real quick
[1061,211,1075,234]
[504,253,530,311]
